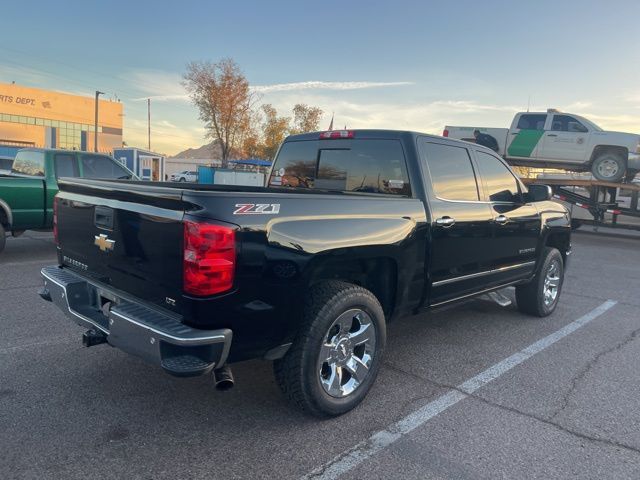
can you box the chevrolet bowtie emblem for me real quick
[94,233,115,252]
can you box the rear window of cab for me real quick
[269,139,411,196]
[12,150,45,176]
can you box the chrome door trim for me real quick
[432,261,536,287]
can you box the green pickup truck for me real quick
[0,148,135,253]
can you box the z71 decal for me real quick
[234,203,281,215]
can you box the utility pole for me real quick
[94,90,104,152]
[147,98,151,150]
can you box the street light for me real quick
[94,90,104,152]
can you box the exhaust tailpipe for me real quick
[213,364,234,391]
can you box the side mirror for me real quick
[524,184,553,202]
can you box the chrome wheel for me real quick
[596,158,620,178]
[543,260,561,306]
[318,308,376,398]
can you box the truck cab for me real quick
[508,111,597,162]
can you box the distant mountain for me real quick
[171,140,222,159]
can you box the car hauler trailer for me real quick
[522,177,640,232]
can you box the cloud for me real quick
[0,65,57,86]
[251,81,414,93]
[123,70,188,102]
[560,101,593,110]
[571,112,640,132]
[427,100,520,114]
[135,93,189,102]
[258,91,522,134]
[123,69,413,101]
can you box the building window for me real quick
[0,112,116,151]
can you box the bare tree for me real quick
[291,104,323,134]
[183,59,256,166]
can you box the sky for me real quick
[1,0,639,156]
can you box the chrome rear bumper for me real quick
[40,265,232,377]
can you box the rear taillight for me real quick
[53,196,59,245]
[443,129,449,137]
[183,221,236,296]
[319,130,354,139]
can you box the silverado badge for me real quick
[94,233,115,252]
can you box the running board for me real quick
[483,290,513,307]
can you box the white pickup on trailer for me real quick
[444,109,640,182]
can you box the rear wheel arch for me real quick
[273,280,387,416]
[305,254,398,320]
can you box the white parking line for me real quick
[304,300,618,480]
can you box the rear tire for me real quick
[179,177,186,182]
[0,224,5,253]
[516,247,564,317]
[591,153,626,182]
[274,281,386,417]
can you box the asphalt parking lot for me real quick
[1,231,639,479]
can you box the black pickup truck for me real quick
[40,130,571,416]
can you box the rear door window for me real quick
[81,154,131,179]
[516,114,547,130]
[54,154,78,178]
[269,139,411,196]
[420,141,479,201]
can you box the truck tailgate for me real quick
[55,179,188,311]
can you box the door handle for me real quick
[546,134,558,137]
[494,215,509,225]
[435,216,456,227]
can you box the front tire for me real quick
[516,247,564,317]
[592,153,626,182]
[274,281,386,417]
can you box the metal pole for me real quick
[94,91,104,152]
[147,98,151,150]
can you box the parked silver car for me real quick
[170,170,198,182]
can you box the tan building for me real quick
[0,82,123,153]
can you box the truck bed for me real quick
[54,177,426,334]
[443,126,509,155]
